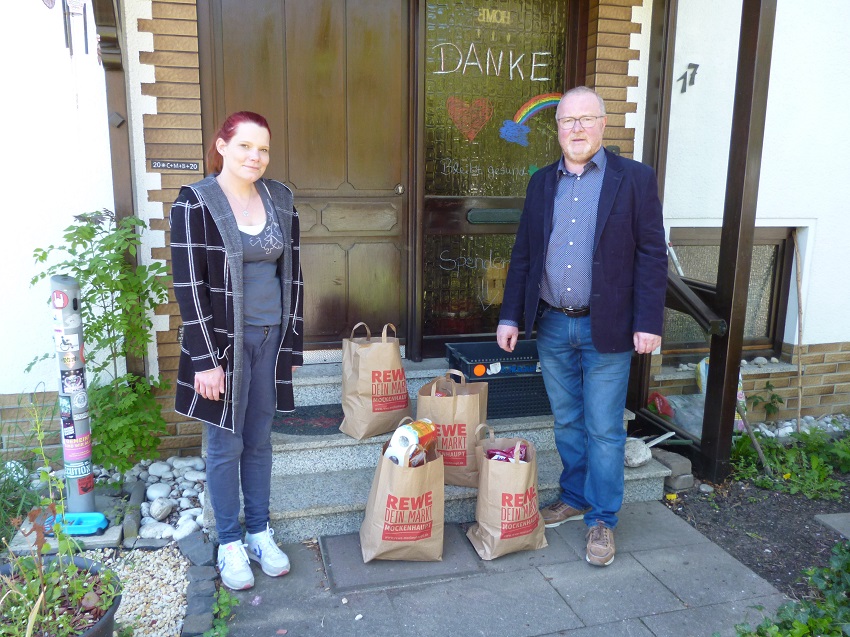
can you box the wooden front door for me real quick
[200,0,410,350]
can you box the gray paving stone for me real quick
[476,522,582,573]
[652,448,692,476]
[188,579,216,597]
[815,512,850,538]
[180,612,213,637]
[185,594,215,616]
[224,540,396,637]
[178,531,214,566]
[389,568,584,636]
[632,543,778,607]
[320,523,483,593]
[640,593,788,637]
[552,501,710,556]
[539,618,656,637]
[665,473,695,491]
[539,552,685,625]
[187,565,217,582]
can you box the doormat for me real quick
[271,403,344,436]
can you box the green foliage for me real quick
[88,375,168,473]
[0,400,44,545]
[204,587,240,637]
[731,430,846,500]
[747,382,785,421]
[0,405,121,637]
[734,540,850,636]
[30,210,170,471]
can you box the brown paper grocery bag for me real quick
[340,322,412,440]
[359,438,445,562]
[416,370,488,487]
[466,427,547,560]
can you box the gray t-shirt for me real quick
[239,207,284,326]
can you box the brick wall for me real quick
[139,0,205,456]
[586,0,642,159]
[649,342,850,422]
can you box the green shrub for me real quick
[30,210,169,472]
[734,540,850,636]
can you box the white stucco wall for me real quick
[759,0,850,345]
[0,3,114,395]
[662,0,850,346]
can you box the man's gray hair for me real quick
[560,86,606,115]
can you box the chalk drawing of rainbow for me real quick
[499,92,562,147]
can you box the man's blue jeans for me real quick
[206,324,281,544]
[536,309,632,528]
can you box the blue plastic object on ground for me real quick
[44,512,108,536]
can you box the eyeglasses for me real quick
[556,115,604,130]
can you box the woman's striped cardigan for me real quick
[169,175,303,432]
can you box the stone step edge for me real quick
[265,454,671,522]
[270,415,557,452]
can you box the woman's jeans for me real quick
[536,310,632,529]
[206,324,281,544]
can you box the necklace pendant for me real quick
[242,209,249,217]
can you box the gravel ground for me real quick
[83,545,191,636]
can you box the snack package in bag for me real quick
[416,370,488,487]
[340,322,411,440]
[466,426,547,560]
[360,419,445,562]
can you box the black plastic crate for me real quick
[445,340,541,378]
[445,342,551,419]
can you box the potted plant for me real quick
[0,405,121,636]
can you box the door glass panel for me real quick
[423,0,568,340]
[424,0,568,197]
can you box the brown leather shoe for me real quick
[540,501,590,528]
[585,522,615,566]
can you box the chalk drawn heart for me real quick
[446,96,494,141]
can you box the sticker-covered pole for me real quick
[50,275,95,513]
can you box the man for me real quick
[496,86,667,566]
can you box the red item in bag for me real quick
[486,443,527,463]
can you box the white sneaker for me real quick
[217,540,254,590]
[245,525,290,577]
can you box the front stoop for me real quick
[202,357,672,543]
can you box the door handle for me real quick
[394,184,405,195]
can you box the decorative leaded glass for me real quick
[423,234,517,335]
[424,1,568,197]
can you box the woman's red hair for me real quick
[206,111,271,174]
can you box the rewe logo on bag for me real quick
[382,491,433,541]
[436,422,467,466]
[500,485,539,539]
[371,369,409,413]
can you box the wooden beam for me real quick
[699,0,777,482]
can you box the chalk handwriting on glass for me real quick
[439,250,508,274]
[432,43,551,82]
[477,8,510,24]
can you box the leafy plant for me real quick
[734,540,850,636]
[0,400,44,545]
[747,382,785,421]
[731,430,845,500]
[0,404,121,636]
[30,210,170,472]
[204,587,240,637]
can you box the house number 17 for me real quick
[678,63,700,93]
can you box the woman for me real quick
[169,111,303,590]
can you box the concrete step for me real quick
[264,452,670,543]
[293,358,449,407]
[270,415,560,477]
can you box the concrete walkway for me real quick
[225,501,791,637]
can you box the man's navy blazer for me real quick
[499,149,668,353]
